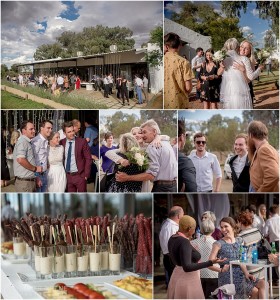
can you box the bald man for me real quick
[159,206,184,286]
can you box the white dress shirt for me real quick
[159,218,178,255]
[31,133,49,172]
[263,214,279,242]
[232,154,247,178]
[189,151,222,192]
[135,77,143,87]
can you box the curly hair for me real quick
[119,133,139,153]
[237,211,253,227]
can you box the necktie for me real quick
[66,142,72,172]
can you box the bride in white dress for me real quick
[220,38,256,109]
[47,132,67,192]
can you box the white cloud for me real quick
[165,3,182,14]
[240,26,252,33]
[251,8,259,17]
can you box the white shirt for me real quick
[232,154,247,178]
[58,129,66,140]
[65,138,78,173]
[103,77,109,85]
[57,76,64,85]
[252,214,262,231]
[159,218,178,254]
[135,77,143,87]
[31,133,49,172]
[263,214,279,242]
[189,151,222,192]
[143,77,148,88]
[191,55,205,72]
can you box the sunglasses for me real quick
[196,141,206,145]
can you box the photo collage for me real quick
[1,1,279,299]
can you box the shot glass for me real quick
[77,244,89,277]
[109,244,121,275]
[13,237,26,259]
[89,245,101,276]
[39,245,54,280]
[34,245,41,279]
[65,245,77,278]
[100,244,110,275]
[53,245,65,279]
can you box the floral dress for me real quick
[107,153,143,193]
[215,237,259,299]
[199,64,221,103]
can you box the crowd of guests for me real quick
[159,204,279,299]
[99,119,177,193]
[178,119,279,193]
[164,32,277,109]
[2,118,98,193]
[6,72,149,103]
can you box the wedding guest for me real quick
[121,76,129,106]
[209,217,266,299]
[178,120,197,192]
[192,47,205,101]
[100,132,117,173]
[59,119,81,140]
[116,119,177,192]
[107,133,144,193]
[191,220,219,299]
[46,132,66,192]
[245,204,262,230]
[1,131,10,187]
[188,133,222,192]
[229,133,250,192]
[60,121,92,192]
[13,121,43,192]
[167,215,225,299]
[201,211,223,240]
[248,121,279,192]
[257,204,267,229]
[32,120,53,192]
[135,74,143,105]
[142,74,149,102]
[199,49,221,109]
[75,75,81,89]
[159,206,184,286]
[164,32,193,109]
[84,118,98,148]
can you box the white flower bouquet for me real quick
[213,50,228,62]
[123,147,149,171]
[256,49,270,63]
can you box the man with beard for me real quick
[189,133,222,192]
[116,119,177,192]
[248,121,279,192]
[229,133,250,192]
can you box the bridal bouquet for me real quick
[213,49,227,62]
[256,48,270,63]
[124,147,149,171]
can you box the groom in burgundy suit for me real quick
[60,121,92,192]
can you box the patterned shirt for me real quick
[164,51,193,109]
[191,235,219,278]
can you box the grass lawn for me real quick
[2,81,107,109]
[253,71,279,91]
[1,90,51,109]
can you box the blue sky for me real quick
[1,1,162,67]
[164,1,273,48]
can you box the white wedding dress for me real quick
[220,50,253,109]
[47,145,67,192]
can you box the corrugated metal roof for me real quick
[18,48,148,66]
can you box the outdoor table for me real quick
[229,260,274,299]
[81,82,94,90]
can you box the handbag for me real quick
[257,237,271,259]
[100,162,116,192]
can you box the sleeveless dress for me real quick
[215,237,259,299]
[107,153,143,193]
[220,50,253,109]
[47,146,67,192]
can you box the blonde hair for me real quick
[140,119,161,135]
[240,40,256,65]
[10,130,20,146]
[179,215,196,233]
[119,133,139,153]
[131,127,140,134]
[223,38,239,51]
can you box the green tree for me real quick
[263,30,277,49]
[33,43,65,60]
[145,26,163,67]
[221,1,279,38]
[171,3,244,50]
[1,64,8,78]
[10,63,19,73]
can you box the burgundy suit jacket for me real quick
[60,137,92,179]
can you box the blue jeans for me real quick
[249,183,256,193]
[36,173,48,192]
[136,86,142,104]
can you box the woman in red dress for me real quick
[75,76,81,89]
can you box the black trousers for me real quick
[104,84,109,97]
[201,278,218,299]
[163,254,175,284]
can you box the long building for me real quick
[18,44,163,94]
